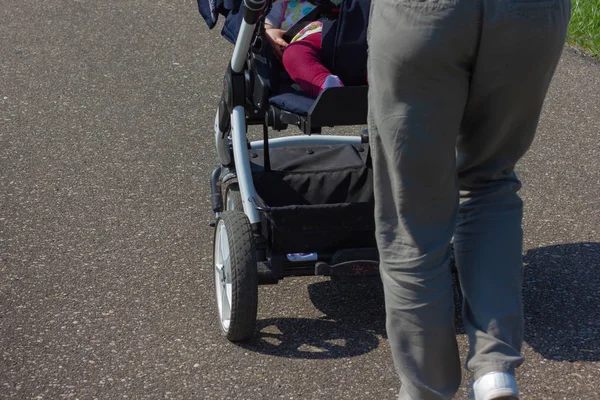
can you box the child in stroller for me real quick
[264,0,344,98]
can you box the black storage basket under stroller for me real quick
[250,142,376,267]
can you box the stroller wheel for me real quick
[213,210,258,342]
[225,183,243,211]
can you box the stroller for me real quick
[197,0,376,342]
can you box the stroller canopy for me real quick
[197,0,244,29]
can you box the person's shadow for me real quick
[450,242,599,361]
[240,242,599,362]
[522,242,599,362]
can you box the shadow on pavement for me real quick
[240,278,387,359]
[523,242,600,362]
[241,242,599,361]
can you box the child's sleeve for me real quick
[265,2,284,28]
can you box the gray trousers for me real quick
[367,0,570,398]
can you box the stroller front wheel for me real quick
[213,211,258,342]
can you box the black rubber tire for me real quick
[213,210,258,342]
[225,183,244,212]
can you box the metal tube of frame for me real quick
[231,106,261,224]
[231,0,265,73]
[231,23,254,73]
[214,112,231,166]
[250,135,363,150]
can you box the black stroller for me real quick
[197,0,377,342]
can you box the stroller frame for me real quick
[210,0,377,342]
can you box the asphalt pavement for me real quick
[1,1,599,399]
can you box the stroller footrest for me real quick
[268,86,368,134]
[308,86,368,128]
[315,260,379,277]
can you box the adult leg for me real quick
[368,1,479,398]
[454,0,571,381]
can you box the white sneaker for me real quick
[321,75,344,90]
[471,372,519,400]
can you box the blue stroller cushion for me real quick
[269,92,315,116]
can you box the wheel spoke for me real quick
[215,262,224,274]
[221,283,231,329]
[219,226,230,264]
[215,260,224,313]
[226,283,233,307]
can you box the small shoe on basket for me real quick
[471,372,519,400]
[321,75,344,91]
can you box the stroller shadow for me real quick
[240,278,387,359]
[522,242,600,362]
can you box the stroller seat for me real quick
[206,0,370,134]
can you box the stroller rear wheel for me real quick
[213,210,258,341]
[225,183,243,211]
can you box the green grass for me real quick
[568,0,600,58]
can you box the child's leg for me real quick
[282,33,341,98]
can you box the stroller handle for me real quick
[244,0,266,14]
